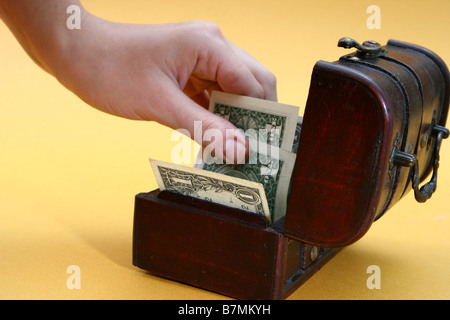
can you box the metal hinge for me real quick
[338,37,386,60]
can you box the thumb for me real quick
[196,108,249,165]
[159,88,248,164]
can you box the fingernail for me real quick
[223,139,247,165]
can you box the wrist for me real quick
[50,10,117,95]
[47,7,97,81]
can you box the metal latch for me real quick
[338,37,386,59]
[391,125,449,203]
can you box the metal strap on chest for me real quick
[337,37,449,203]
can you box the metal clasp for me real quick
[338,37,386,59]
[412,125,449,203]
[389,125,448,203]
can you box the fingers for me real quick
[189,21,277,102]
[213,42,277,102]
[141,21,278,164]
[227,40,278,102]
[180,33,277,163]
[215,52,266,100]
[158,83,248,164]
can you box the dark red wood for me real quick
[388,40,449,129]
[133,191,339,299]
[384,42,449,183]
[133,191,283,299]
[284,40,450,247]
[284,61,401,247]
[157,190,269,228]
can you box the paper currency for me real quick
[196,91,300,222]
[292,116,303,154]
[208,91,299,152]
[201,148,296,222]
[149,92,301,224]
[150,158,271,223]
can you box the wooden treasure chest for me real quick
[132,38,449,299]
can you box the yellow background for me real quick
[1,0,449,299]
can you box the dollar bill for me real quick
[292,116,303,154]
[150,158,271,223]
[208,91,300,152]
[195,91,300,222]
[201,148,296,222]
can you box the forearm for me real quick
[0,0,87,75]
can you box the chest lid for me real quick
[283,38,449,247]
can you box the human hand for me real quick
[57,15,276,162]
[0,1,277,163]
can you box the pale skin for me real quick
[0,0,277,163]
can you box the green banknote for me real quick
[196,91,300,222]
[292,116,303,154]
[150,158,271,222]
[150,92,301,224]
[208,91,299,152]
[201,148,296,222]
